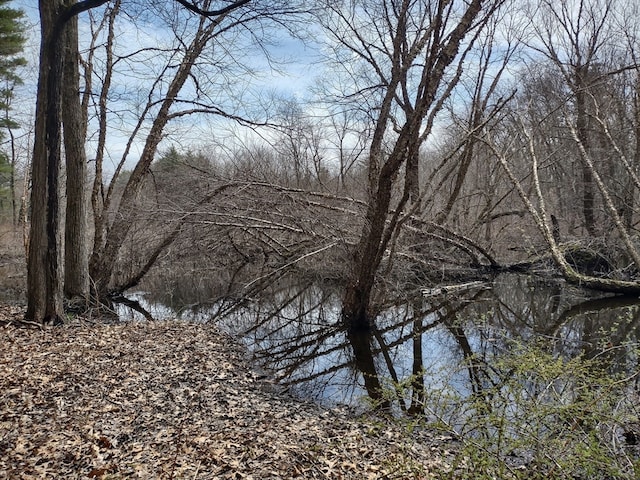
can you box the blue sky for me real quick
[9,0,319,174]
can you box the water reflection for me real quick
[119,273,640,415]
[115,273,640,473]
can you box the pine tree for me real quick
[0,0,26,221]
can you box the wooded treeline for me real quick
[6,0,640,326]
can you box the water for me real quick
[117,272,640,412]
[116,273,640,474]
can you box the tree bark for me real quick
[27,0,109,323]
[340,0,492,331]
[575,73,597,237]
[89,1,118,297]
[62,1,89,301]
[26,0,64,324]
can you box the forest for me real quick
[10,0,640,324]
[3,0,640,477]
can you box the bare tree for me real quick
[86,0,300,297]
[480,116,640,294]
[524,0,618,237]
[433,13,520,228]
[316,0,507,330]
[274,98,328,189]
[325,108,368,195]
[26,0,266,323]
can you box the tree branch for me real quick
[172,0,250,17]
[60,0,110,25]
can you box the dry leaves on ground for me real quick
[0,312,453,479]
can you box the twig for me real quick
[243,242,337,290]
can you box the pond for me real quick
[118,272,640,413]
[118,271,640,472]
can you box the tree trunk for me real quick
[26,0,64,324]
[488,128,640,297]
[27,0,108,323]
[62,2,89,302]
[575,67,597,237]
[437,139,475,225]
[89,19,215,295]
[342,158,400,330]
[8,128,17,227]
[89,1,118,300]
[339,0,489,331]
[408,314,425,415]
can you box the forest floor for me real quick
[0,227,455,478]
[0,307,455,479]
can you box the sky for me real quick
[8,0,319,175]
[6,0,574,178]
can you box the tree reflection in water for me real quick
[115,272,640,473]
[121,273,640,417]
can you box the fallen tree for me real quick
[480,120,640,296]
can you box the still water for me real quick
[118,273,640,413]
[118,272,640,474]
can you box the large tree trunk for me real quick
[342,166,398,330]
[27,0,108,323]
[62,2,89,302]
[26,0,64,324]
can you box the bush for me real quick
[407,339,640,479]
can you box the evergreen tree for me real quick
[0,0,26,128]
[0,0,26,220]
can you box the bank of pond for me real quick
[117,272,640,477]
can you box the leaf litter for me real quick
[0,309,453,479]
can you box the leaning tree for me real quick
[26,0,251,324]
[315,0,508,330]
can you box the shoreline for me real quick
[0,316,449,479]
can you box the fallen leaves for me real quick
[0,317,450,478]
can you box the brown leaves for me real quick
[0,319,447,478]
